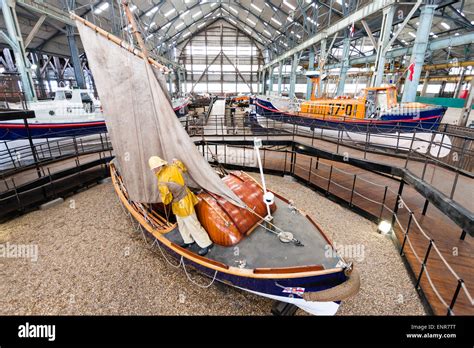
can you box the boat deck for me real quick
[163,196,341,270]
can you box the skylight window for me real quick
[94,2,109,14]
[229,6,238,14]
[283,0,296,11]
[176,23,185,30]
[264,29,271,36]
[228,18,236,25]
[180,10,190,18]
[183,32,191,37]
[251,4,262,12]
[164,9,176,17]
[244,28,252,34]
[271,18,282,26]
[192,11,202,18]
[146,6,159,17]
[440,22,450,30]
[198,22,206,28]
[408,32,416,38]
[211,2,218,7]
[246,18,256,26]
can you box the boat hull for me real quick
[0,120,108,140]
[0,103,187,140]
[140,223,346,315]
[254,97,445,133]
[173,99,190,118]
[110,164,354,315]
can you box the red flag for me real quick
[349,22,355,37]
[407,62,415,81]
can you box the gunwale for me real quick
[110,163,346,280]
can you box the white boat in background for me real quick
[0,88,191,141]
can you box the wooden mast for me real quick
[122,1,150,60]
[69,11,170,73]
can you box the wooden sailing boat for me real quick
[72,3,360,315]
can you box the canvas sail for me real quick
[75,20,243,206]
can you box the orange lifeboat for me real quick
[196,171,276,246]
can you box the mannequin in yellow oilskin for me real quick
[148,156,214,256]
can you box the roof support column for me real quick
[174,69,180,94]
[319,38,327,97]
[31,51,46,99]
[257,71,261,94]
[336,37,350,96]
[261,69,266,95]
[289,53,298,99]
[277,61,283,95]
[66,25,86,89]
[268,66,274,93]
[168,68,173,95]
[306,48,315,99]
[401,4,437,103]
[1,0,36,101]
[453,67,466,98]
[370,5,395,87]
[458,81,473,127]
[420,70,430,96]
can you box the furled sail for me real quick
[75,19,243,206]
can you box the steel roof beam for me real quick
[261,0,395,70]
[325,32,474,68]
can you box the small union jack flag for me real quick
[282,287,305,296]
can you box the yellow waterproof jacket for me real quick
[155,160,199,217]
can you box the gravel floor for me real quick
[0,174,426,315]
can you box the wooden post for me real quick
[422,199,429,216]
[326,165,333,195]
[415,239,433,289]
[379,186,388,219]
[349,175,357,207]
[391,180,405,226]
[447,279,463,315]
[400,212,413,256]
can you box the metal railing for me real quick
[197,140,473,315]
[181,111,474,212]
[0,111,471,314]
[0,132,112,177]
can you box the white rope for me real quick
[329,180,351,191]
[151,239,182,269]
[182,258,218,289]
[352,190,383,205]
[423,267,450,309]
[355,174,391,188]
